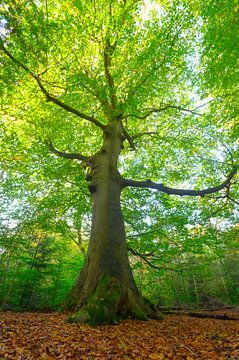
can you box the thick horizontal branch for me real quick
[1,43,105,130]
[47,142,90,163]
[122,166,237,197]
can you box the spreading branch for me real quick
[124,104,203,121]
[122,166,237,197]
[122,129,160,150]
[47,141,90,164]
[1,42,105,130]
[122,128,135,149]
[127,246,178,272]
[228,196,239,206]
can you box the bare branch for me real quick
[123,129,162,148]
[127,224,170,239]
[127,246,179,272]
[228,196,239,206]
[70,229,86,255]
[1,43,105,130]
[122,166,237,197]
[132,131,159,140]
[122,128,135,149]
[124,104,203,121]
[45,94,105,129]
[193,125,235,166]
[47,141,90,163]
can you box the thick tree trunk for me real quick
[64,121,160,325]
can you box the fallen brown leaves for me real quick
[0,311,238,359]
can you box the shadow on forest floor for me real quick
[0,310,238,359]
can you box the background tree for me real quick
[0,0,238,325]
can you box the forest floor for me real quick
[0,310,239,359]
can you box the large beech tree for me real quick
[0,0,238,325]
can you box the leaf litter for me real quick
[0,310,238,359]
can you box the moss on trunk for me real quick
[63,121,163,326]
[66,274,163,326]
[67,275,121,326]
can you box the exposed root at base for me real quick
[66,275,163,326]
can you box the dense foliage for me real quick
[0,0,238,312]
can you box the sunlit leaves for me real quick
[0,0,238,311]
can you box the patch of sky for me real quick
[139,0,165,22]
[0,18,8,38]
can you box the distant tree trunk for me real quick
[20,239,41,309]
[64,121,160,325]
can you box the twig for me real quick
[180,344,198,357]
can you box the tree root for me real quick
[66,275,163,326]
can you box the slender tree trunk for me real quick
[64,121,160,325]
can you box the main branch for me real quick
[47,141,90,164]
[122,166,237,196]
[0,42,105,130]
[103,37,117,109]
